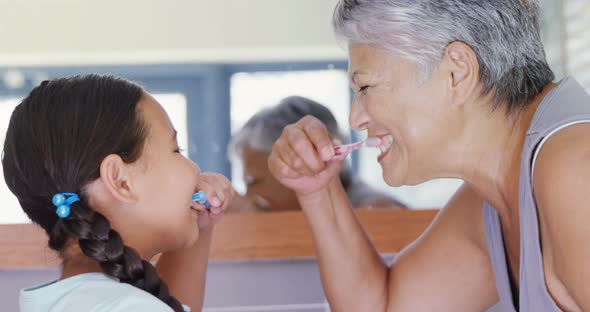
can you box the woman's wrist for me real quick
[296,178,345,211]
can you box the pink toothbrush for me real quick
[332,137,382,160]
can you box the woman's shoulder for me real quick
[531,122,590,308]
[533,122,590,201]
[20,272,175,312]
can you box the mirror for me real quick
[0,0,585,221]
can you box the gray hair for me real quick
[230,96,346,156]
[333,0,555,113]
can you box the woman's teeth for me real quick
[379,135,394,154]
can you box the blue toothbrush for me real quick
[192,191,211,209]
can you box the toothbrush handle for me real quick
[333,141,364,159]
[192,191,211,210]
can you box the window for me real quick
[562,0,590,90]
[153,93,188,157]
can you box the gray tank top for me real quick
[484,77,590,312]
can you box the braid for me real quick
[50,199,184,312]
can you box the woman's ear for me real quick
[98,154,139,204]
[442,41,480,107]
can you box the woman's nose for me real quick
[349,95,370,131]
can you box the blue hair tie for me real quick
[52,193,80,218]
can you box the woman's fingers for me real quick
[274,116,334,177]
[302,117,335,161]
[268,149,302,179]
[286,126,325,173]
[268,116,345,195]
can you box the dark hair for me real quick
[2,74,184,311]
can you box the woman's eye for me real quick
[174,148,185,153]
[359,86,369,93]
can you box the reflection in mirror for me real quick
[229,69,351,194]
[229,70,351,213]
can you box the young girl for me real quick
[3,74,234,311]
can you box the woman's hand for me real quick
[268,115,344,196]
[194,172,234,230]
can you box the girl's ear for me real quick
[99,154,139,204]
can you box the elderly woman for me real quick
[268,1,590,311]
[230,95,406,212]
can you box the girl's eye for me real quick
[359,86,369,93]
[175,148,185,153]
